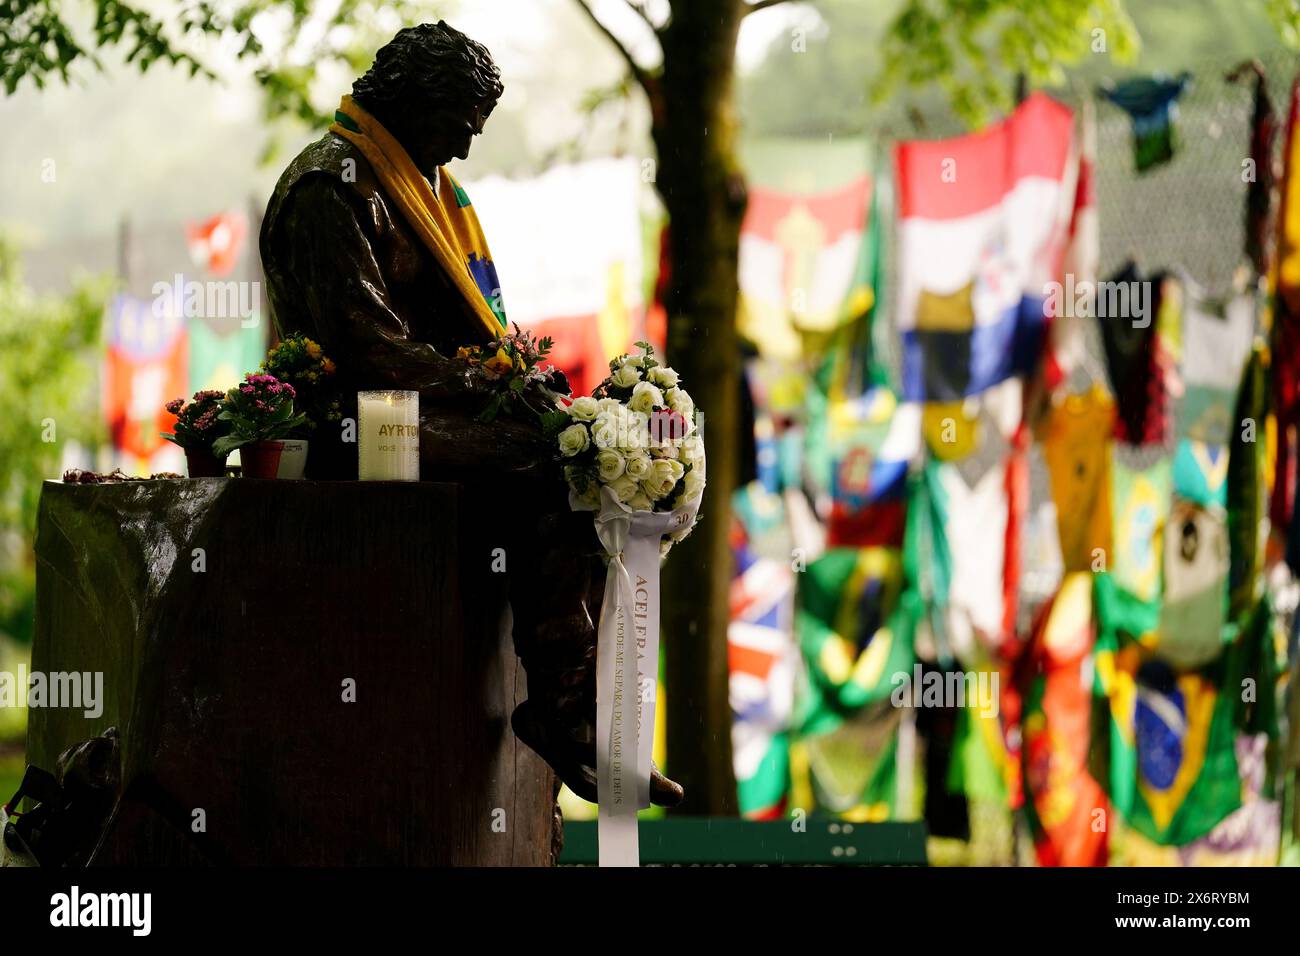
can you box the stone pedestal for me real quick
[28,478,557,865]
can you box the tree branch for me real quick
[572,0,656,97]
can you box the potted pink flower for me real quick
[161,390,230,477]
[212,373,310,479]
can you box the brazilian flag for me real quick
[795,546,914,737]
[1096,586,1279,846]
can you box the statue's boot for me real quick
[508,505,683,808]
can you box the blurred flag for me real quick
[1036,386,1115,572]
[188,314,267,395]
[796,546,913,737]
[738,175,874,359]
[186,210,248,278]
[1098,592,1279,848]
[1173,280,1253,507]
[1227,346,1271,619]
[1229,62,1278,277]
[893,92,1075,412]
[1270,78,1300,546]
[1155,500,1229,670]
[815,387,914,549]
[1129,663,1240,846]
[1046,97,1097,390]
[1113,735,1280,865]
[1110,453,1172,607]
[1101,73,1191,173]
[1018,572,1109,866]
[102,293,187,470]
[729,531,797,820]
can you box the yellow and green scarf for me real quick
[330,94,508,341]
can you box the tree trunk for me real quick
[652,0,746,815]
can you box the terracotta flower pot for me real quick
[240,439,309,479]
[184,447,228,478]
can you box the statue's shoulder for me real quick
[283,133,364,184]
[265,133,378,229]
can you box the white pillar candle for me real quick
[358,390,419,481]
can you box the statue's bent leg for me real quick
[420,407,682,807]
[505,480,683,808]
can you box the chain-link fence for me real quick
[1095,52,1298,295]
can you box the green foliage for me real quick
[0,238,111,644]
[0,0,219,94]
[2,1,438,141]
[248,0,437,130]
[1264,0,1300,48]
[0,635,30,743]
[746,0,1297,137]
[874,0,1141,127]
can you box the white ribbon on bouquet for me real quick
[581,481,701,867]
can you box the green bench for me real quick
[559,819,928,865]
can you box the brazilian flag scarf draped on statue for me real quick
[330,95,508,341]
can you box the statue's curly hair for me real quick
[352,21,503,121]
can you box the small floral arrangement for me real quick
[457,324,570,422]
[260,333,341,434]
[211,373,309,459]
[554,342,705,550]
[161,390,229,451]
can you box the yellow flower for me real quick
[305,340,322,359]
[484,347,514,375]
[322,358,336,375]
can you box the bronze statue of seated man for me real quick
[259,20,682,808]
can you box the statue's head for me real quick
[352,21,503,172]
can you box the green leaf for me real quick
[540,410,571,437]
[212,434,250,458]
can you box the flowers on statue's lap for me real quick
[455,325,565,423]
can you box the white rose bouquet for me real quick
[547,341,706,865]
[553,341,705,556]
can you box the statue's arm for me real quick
[274,175,478,403]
